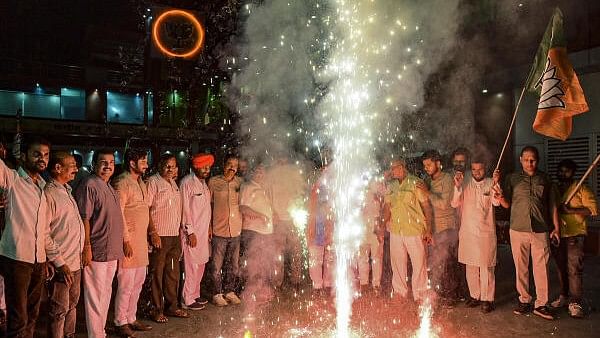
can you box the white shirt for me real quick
[45,180,85,271]
[240,180,273,234]
[147,174,182,237]
[180,173,212,264]
[0,160,60,264]
[452,177,500,267]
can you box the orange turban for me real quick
[192,153,214,169]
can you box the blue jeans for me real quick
[211,236,241,294]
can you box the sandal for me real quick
[151,312,169,324]
[165,309,190,318]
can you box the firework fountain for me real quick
[226,0,464,336]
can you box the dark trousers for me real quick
[150,236,182,314]
[47,269,81,338]
[272,221,304,287]
[552,235,585,303]
[211,236,240,294]
[429,229,461,299]
[0,255,45,338]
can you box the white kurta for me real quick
[451,177,499,267]
[180,173,211,265]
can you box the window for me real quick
[107,92,144,124]
[0,90,23,116]
[23,92,61,119]
[147,93,154,125]
[60,88,85,120]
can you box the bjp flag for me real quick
[524,8,589,141]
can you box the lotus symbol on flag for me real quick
[536,57,565,110]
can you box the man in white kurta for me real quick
[180,154,214,310]
[451,161,500,313]
[358,178,385,293]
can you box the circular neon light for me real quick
[152,9,205,58]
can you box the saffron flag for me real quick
[524,8,588,141]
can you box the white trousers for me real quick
[509,229,550,307]
[390,233,428,301]
[358,233,382,287]
[182,261,206,306]
[308,244,335,289]
[83,260,117,338]
[465,265,495,301]
[114,265,146,326]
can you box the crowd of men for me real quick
[0,135,597,338]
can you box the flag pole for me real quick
[495,85,528,171]
[564,153,600,205]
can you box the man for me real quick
[267,153,306,291]
[419,150,460,307]
[239,164,276,302]
[180,153,214,310]
[75,149,125,338]
[0,136,63,338]
[383,159,433,302]
[358,177,385,295]
[451,158,500,313]
[208,155,243,306]
[450,147,471,300]
[112,149,154,335]
[451,147,470,173]
[0,136,11,330]
[45,151,86,337]
[306,164,335,297]
[70,153,90,192]
[550,159,597,318]
[237,158,249,181]
[147,154,189,322]
[497,145,560,320]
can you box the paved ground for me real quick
[34,244,599,337]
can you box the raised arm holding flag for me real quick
[495,8,589,171]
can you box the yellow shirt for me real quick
[559,182,598,237]
[385,175,428,236]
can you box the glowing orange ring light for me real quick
[152,9,204,58]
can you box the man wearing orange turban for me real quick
[179,153,214,310]
[191,154,214,170]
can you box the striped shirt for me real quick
[147,173,182,237]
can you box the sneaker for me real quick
[550,295,568,308]
[533,306,555,320]
[481,301,495,313]
[568,303,584,319]
[465,296,480,308]
[182,301,206,311]
[195,297,209,305]
[513,302,532,315]
[213,294,229,306]
[225,291,242,305]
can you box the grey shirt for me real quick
[75,175,124,262]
